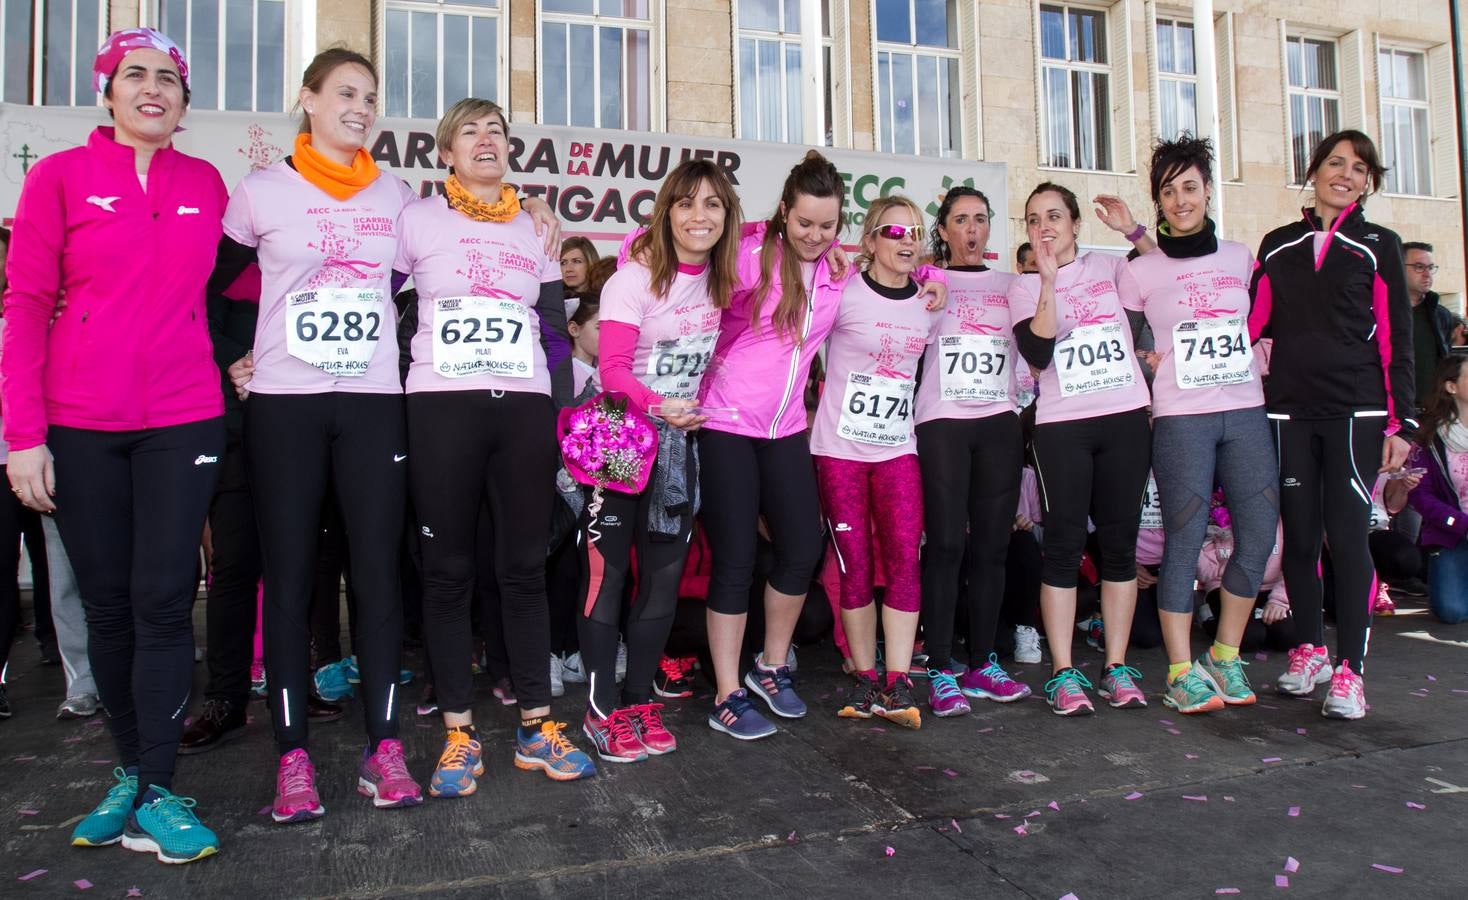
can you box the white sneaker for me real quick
[549,653,565,698]
[560,652,589,684]
[753,646,798,673]
[1276,644,1333,696]
[615,642,628,683]
[1013,626,1042,665]
[1321,664,1366,720]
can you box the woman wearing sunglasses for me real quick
[812,197,940,729]
[1008,182,1156,717]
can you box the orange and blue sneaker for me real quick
[582,708,648,763]
[1044,667,1095,716]
[358,738,423,808]
[272,749,325,823]
[626,702,677,755]
[514,721,597,781]
[429,730,484,798]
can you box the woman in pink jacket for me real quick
[1,29,226,863]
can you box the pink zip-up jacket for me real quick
[2,127,227,451]
[699,222,947,440]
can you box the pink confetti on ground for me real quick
[869,726,887,733]
[1275,874,1290,888]
[976,727,994,734]
[17,809,39,816]
[1288,806,1301,817]
[1262,757,1283,763]
[1352,785,1368,789]
[63,736,85,744]
[884,846,895,857]
[1216,889,1241,895]
[1452,689,1468,695]
[1024,811,1042,818]
[994,813,1011,819]
[13,755,36,762]
[1255,652,1269,661]
[74,879,93,890]
[942,769,959,777]
[256,806,271,816]
[786,831,797,843]
[1426,675,1437,682]
[915,765,937,772]
[1371,864,1403,875]
[127,889,143,898]
[1060,894,1079,900]
[1183,795,1208,802]
[1158,719,1175,726]
[1224,796,1235,802]
[1296,728,1308,736]
[1048,801,1061,811]
[1012,824,1028,836]
[1406,802,1426,810]
[1285,857,1300,873]
[950,819,962,833]
[1185,753,1199,760]
[17,869,47,881]
[87,718,104,727]
[1167,728,1182,736]
[1124,792,1143,800]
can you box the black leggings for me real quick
[917,412,1023,667]
[1274,417,1383,675]
[49,418,223,798]
[1032,407,1152,588]
[409,390,555,715]
[203,440,262,706]
[246,393,405,754]
[0,466,46,681]
[697,429,824,615]
[578,434,696,716]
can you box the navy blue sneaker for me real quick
[707,689,777,741]
[743,663,807,719]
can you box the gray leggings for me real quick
[1152,407,1279,614]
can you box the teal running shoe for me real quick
[71,767,137,847]
[122,787,220,864]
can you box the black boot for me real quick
[178,699,246,754]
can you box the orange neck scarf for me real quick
[292,133,380,201]
[444,175,521,223]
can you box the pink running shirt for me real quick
[916,267,1017,424]
[597,261,722,404]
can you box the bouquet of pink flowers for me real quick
[557,392,659,495]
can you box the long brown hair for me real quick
[753,151,846,340]
[296,47,377,135]
[1416,352,1468,446]
[626,159,742,309]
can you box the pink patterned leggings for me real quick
[814,454,924,613]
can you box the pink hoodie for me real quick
[2,127,227,451]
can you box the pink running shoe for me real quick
[582,709,648,763]
[926,671,971,717]
[958,655,1032,703]
[357,739,423,808]
[1276,644,1333,696]
[1373,584,1396,615]
[626,702,677,755]
[272,749,324,824]
[1097,664,1148,708]
[1044,668,1095,716]
[1321,662,1367,720]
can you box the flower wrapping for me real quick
[557,391,658,495]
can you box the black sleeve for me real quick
[1013,317,1055,370]
[537,280,573,407]
[205,236,258,298]
[207,290,251,372]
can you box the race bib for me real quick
[646,332,716,399]
[1140,475,1162,530]
[286,288,384,377]
[1172,317,1254,390]
[432,297,534,379]
[838,372,914,447]
[1055,322,1134,397]
[938,334,1011,403]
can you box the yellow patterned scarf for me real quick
[444,176,521,223]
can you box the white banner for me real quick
[0,104,1007,256]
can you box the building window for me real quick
[1286,34,1340,184]
[1155,16,1196,140]
[2,0,107,106]
[1039,3,1110,170]
[540,0,652,131]
[382,1,501,119]
[158,1,288,112]
[736,0,803,143]
[1378,46,1431,195]
[874,0,960,157]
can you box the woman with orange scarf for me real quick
[392,98,595,796]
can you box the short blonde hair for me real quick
[435,98,509,167]
[856,195,925,270]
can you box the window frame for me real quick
[1152,12,1197,142]
[1376,42,1432,197]
[1283,30,1343,186]
[151,0,293,113]
[870,0,965,159]
[378,0,509,120]
[1036,1,1113,172]
[2,0,109,106]
[535,0,661,132]
[731,0,833,146]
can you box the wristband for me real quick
[1124,222,1147,242]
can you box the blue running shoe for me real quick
[429,730,484,798]
[342,655,361,684]
[514,721,597,781]
[71,767,137,847]
[743,663,807,718]
[314,660,355,701]
[707,689,777,740]
[122,787,220,864]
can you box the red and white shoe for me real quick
[581,709,648,763]
[1276,644,1333,697]
[1321,663,1367,719]
[626,702,677,755]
